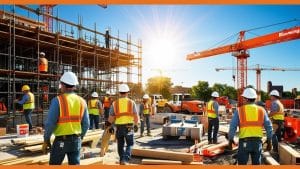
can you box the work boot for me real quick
[213,140,218,144]
[120,161,129,165]
[147,132,152,136]
[140,133,144,137]
[208,140,213,144]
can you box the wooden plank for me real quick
[0,152,17,163]
[24,144,42,152]
[132,148,194,162]
[279,143,300,165]
[141,159,182,165]
[263,152,280,165]
[80,157,103,165]
[2,158,33,165]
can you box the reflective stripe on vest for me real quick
[207,100,217,118]
[271,100,284,121]
[103,96,110,108]
[238,104,264,139]
[143,103,150,115]
[114,98,134,125]
[53,93,85,136]
[23,92,35,110]
[39,58,48,72]
[88,99,99,115]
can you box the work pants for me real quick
[24,109,33,130]
[140,114,151,135]
[272,120,284,152]
[116,125,134,163]
[208,117,219,143]
[237,138,262,165]
[104,107,110,121]
[89,114,99,129]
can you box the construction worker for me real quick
[206,91,220,144]
[88,92,103,129]
[103,92,111,121]
[38,52,48,73]
[107,84,139,165]
[0,97,7,115]
[139,94,152,137]
[228,88,273,165]
[269,90,284,153]
[42,72,89,165]
[14,85,35,131]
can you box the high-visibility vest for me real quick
[53,93,85,136]
[23,92,35,110]
[88,99,100,115]
[143,103,150,115]
[114,98,134,125]
[39,58,48,72]
[271,100,284,121]
[238,104,264,139]
[103,96,110,108]
[206,100,217,118]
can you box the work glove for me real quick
[266,139,272,151]
[104,121,111,128]
[42,140,51,154]
[227,139,234,150]
[134,125,139,133]
[108,127,115,134]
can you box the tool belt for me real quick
[55,134,80,141]
[116,123,133,132]
[239,137,262,142]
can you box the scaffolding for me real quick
[0,5,142,131]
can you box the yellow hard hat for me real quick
[22,85,30,91]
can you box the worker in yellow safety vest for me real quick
[14,85,35,131]
[107,84,138,165]
[38,52,48,73]
[206,91,220,144]
[228,87,273,165]
[139,94,153,137]
[88,92,103,129]
[269,89,284,152]
[42,72,89,165]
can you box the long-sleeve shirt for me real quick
[228,103,273,141]
[17,94,29,105]
[44,92,90,141]
[212,100,219,117]
[270,100,280,113]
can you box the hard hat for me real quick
[211,91,219,98]
[270,90,280,97]
[241,88,257,99]
[106,91,110,95]
[143,94,150,99]
[22,85,30,91]
[60,72,79,86]
[40,52,45,56]
[91,92,98,98]
[119,84,130,93]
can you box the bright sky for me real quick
[4,5,300,91]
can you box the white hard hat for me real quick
[270,90,280,97]
[91,92,98,98]
[60,72,79,86]
[211,91,219,98]
[241,88,257,99]
[119,84,130,93]
[143,94,150,99]
[106,91,110,95]
[40,52,45,56]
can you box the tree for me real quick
[260,90,269,102]
[222,85,237,100]
[128,83,143,100]
[145,76,173,99]
[191,81,212,102]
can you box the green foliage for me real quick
[146,76,173,99]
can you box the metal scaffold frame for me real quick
[0,5,142,131]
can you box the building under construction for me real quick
[0,5,142,130]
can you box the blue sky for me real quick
[3,5,300,91]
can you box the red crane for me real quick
[215,64,300,100]
[187,25,300,106]
[40,5,56,32]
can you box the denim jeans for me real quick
[140,114,151,134]
[116,126,134,163]
[208,117,219,143]
[49,136,81,165]
[24,109,33,130]
[89,114,99,129]
[104,107,110,121]
[237,139,262,165]
[272,120,284,152]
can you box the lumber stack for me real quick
[262,152,280,165]
[279,142,300,165]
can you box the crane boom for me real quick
[187,26,300,60]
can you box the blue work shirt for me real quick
[270,100,280,114]
[17,94,29,105]
[44,92,90,141]
[212,100,219,117]
[228,103,273,141]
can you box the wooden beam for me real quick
[141,159,182,165]
[0,152,17,163]
[279,143,300,165]
[2,158,33,165]
[262,152,280,165]
[80,157,104,165]
[132,148,194,162]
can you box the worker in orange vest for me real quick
[269,90,285,153]
[39,52,48,73]
[228,88,273,165]
[0,97,7,115]
[42,72,89,165]
[107,84,138,165]
[103,92,112,121]
[139,94,153,137]
[206,91,220,144]
[88,92,103,129]
[14,85,35,131]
